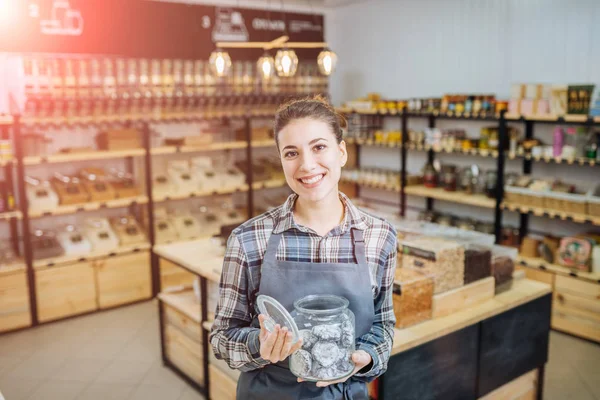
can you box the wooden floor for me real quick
[0,300,598,400]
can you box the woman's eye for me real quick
[314,144,326,151]
[284,151,298,158]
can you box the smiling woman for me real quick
[210,95,398,400]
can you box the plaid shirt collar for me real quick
[272,192,370,235]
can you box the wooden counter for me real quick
[392,278,551,354]
[155,240,552,400]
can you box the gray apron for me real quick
[237,228,374,400]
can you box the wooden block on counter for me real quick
[432,277,495,319]
[521,267,554,288]
[165,324,204,385]
[36,261,97,322]
[160,258,195,291]
[554,275,600,298]
[96,251,152,309]
[478,369,537,400]
[209,364,237,400]
[393,268,434,328]
[0,269,31,332]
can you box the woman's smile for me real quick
[298,172,327,187]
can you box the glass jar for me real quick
[423,162,437,188]
[485,170,498,198]
[257,294,356,382]
[442,165,457,191]
[290,295,355,381]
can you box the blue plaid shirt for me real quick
[210,192,397,380]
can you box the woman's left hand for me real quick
[296,350,372,387]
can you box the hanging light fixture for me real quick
[317,48,337,76]
[257,52,275,80]
[209,48,232,78]
[275,48,298,77]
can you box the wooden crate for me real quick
[432,276,495,319]
[164,302,202,342]
[95,251,152,309]
[165,324,204,385]
[0,269,31,332]
[209,364,237,400]
[35,262,97,322]
[552,275,600,342]
[479,369,537,400]
[160,258,195,291]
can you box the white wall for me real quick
[326,0,600,236]
[327,0,600,104]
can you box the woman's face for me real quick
[278,118,347,203]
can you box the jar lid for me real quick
[256,295,299,342]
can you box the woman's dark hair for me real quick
[273,95,347,149]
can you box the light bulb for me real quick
[257,52,275,80]
[209,49,232,78]
[275,48,298,77]
[317,48,338,76]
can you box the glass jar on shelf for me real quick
[441,165,458,191]
[423,162,437,188]
[485,170,498,198]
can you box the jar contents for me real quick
[285,295,355,381]
[485,170,497,198]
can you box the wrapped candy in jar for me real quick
[257,294,356,382]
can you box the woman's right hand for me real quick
[258,314,303,363]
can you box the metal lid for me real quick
[256,295,299,342]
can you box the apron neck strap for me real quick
[351,228,367,266]
[264,232,283,264]
[264,229,368,266]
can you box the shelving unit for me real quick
[341,107,600,344]
[405,185,496,209]
[28,196,149,218]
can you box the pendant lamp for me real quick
[317,48,337,76]
[209,48,232,77]
[275,48,299,77]
[257,52,275,80]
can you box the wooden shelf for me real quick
[0,211,22,221]
[505,113,599,124]
[154,238,224,283]
[341,178,400,193]
[0,261,27,276]
[523,153,597,167]
[405,185,496,208]
[158,290,201,323]
[517,255,600,284]
[28,196,148,218]
[251,179,287,190]
[203,320,214,332]
[33,242,151,269]
[346,138,401,149]
[251,139,276,148]
[153,184,249,203]
[23,149,146,165]
[151,141,247,155]
[502,202,600,226]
